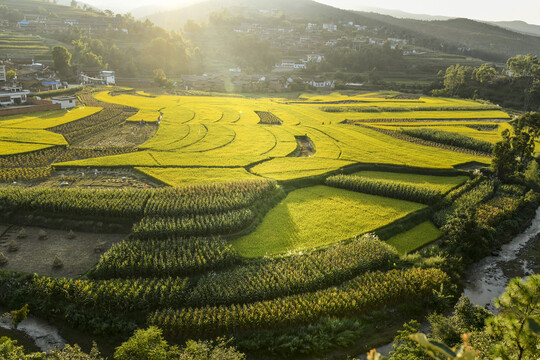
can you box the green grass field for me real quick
[231,185,427,257]
[386,221,443,254]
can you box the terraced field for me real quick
[0,107,102,155]
[50,91,510,182]
[232,185,427,257]
[0,90,520,358]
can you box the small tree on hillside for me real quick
[153,69,168,87]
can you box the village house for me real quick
[306,77,335,89]
[323,23,337,31]
[0,65,6,82]
[275,61,307,70]
[0,85,30,106]
[80,70,116,86]
[306,54,325,63]
[51,96,77,109]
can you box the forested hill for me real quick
[145,0,540,63]
[357,12,540,61]
[144,0,383,30]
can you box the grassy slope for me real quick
[232,185,426,257]
[386,221,442,254]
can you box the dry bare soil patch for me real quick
[0,225,125,277]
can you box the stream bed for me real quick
[0,309,66,352]
[464,207,540,313]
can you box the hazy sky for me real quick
[83,0,540,24]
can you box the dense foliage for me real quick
[149,268,448,339]
[90,237,239,279]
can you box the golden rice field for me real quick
[0,107,101,155]
[45,90,509,182]
[0,91,511,181]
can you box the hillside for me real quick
[490,20,540,37]
[356,12,540,61]
[145,0,540,63]
[145,0,378,30]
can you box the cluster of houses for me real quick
[0,58,117,113]
[6,14,126,35]
[180,73,335,92]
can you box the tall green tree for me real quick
[52,46,72,76]
[487,275,540,360]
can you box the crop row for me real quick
[49,108,136,144]
[434,180,496,226]
[321,105,499,113]
[326,174,442,204]
[132,209,255,239]
[0,187,148,218]
[0,179,278,219]
[144,179,278,216]
[357,125,492,157]
[0,146,134,169]
[255,111,282,125]
[89,237,239,279]
[30,275,191,313]
[148,268,448,339]
[187,234,398,305]
[0,167,51,183]
[399,128,494,155]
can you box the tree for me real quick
[10,304,29,329]
[153,69,168,87]
[52,46,72,76]
[487,275,540,360]
[6,70,16,80]
[507,55,540,110]
[70,0,77,7]
[114,327,176,360]
[491,124,535,180]
[474,64,497,84]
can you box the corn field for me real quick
[326,174,442,204]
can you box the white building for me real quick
[100,71,115,85]
[306,78,335,89]
[323,23,337,31]
[275,61,306,70]
[51,96,77,109]
[0,86,30,106]
[307,54,325,63]
[0,65,5,81]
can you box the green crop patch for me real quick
[386,221,443,254]
[232,185,426,257]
